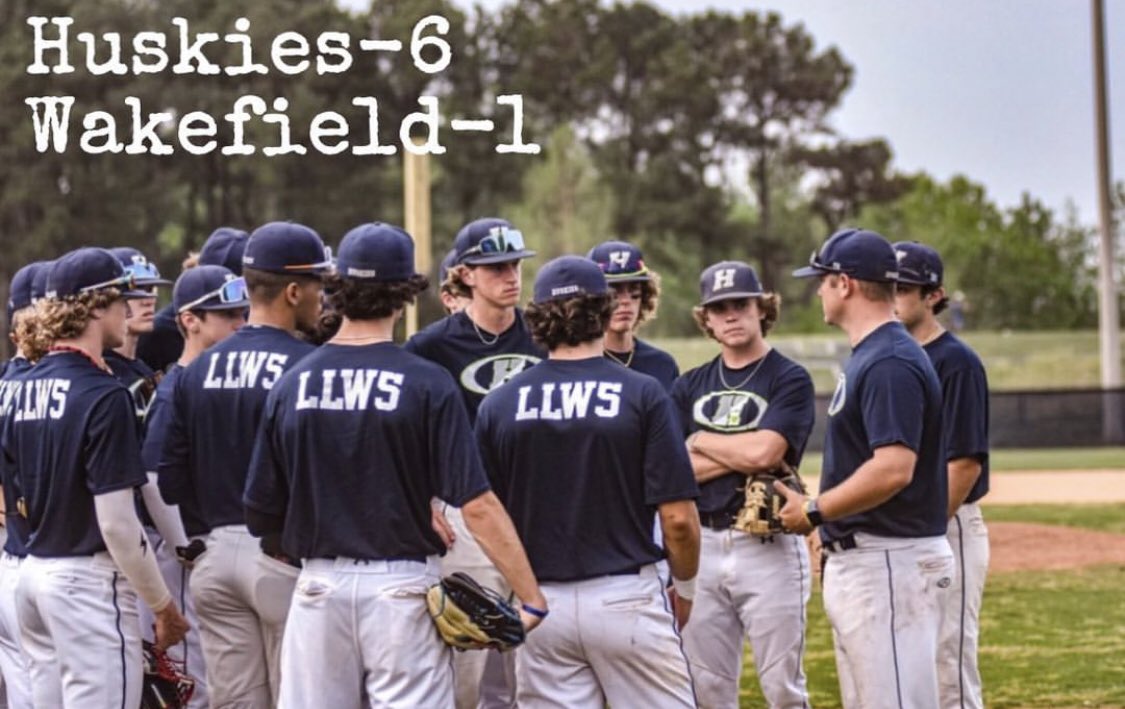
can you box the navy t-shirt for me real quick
[142,364,208,536]
[158,325,315,531]
[476,357,699,583]
[405,310,544,424]
[925,332,990,504]
[820,321,947,541]
[605,338,680,393]
[1,352,147,557]
[0,357,34,556]
[672,349,815,515]
[105,350,160,425]
[136,304,184,374]
[245,343,491,560]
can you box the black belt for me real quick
[822,534,857,554]
[699,510,737,531]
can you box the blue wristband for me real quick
[521,603,549,619]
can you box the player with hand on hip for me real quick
[243,223,545,708]
[2,248,188,708]
[674,261,815,709]
[784,229,954,709]
[142,265,250,709]
[407,218,543,709]
[475,255,701,709]
[157,222,330,707]
[587,240,679,391]
[893,241,990,709]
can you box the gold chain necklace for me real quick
[604,348,635,368]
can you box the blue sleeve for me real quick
[243,389,289,516]
[157,374,191,505]
[84,390,147,494]
[860,359,926,453]
[433,381,490,506]
[942,364,989,461]
[140,385,171,472]
[757,366,816,463]
[643,383,700,506]
[669,376,693,438]
[473,401,505,500]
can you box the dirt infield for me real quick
[988,521,1125,572]
[801,470,1125,505]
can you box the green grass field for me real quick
[798,447,1125,475]
[736,503,1125,707]
[651,330,1125,393]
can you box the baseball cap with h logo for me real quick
[699,261,764,306]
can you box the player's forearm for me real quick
[689,451,731,482]
[461,492,547,610]
[95,488,172,612]
[659,500,701,581]
[946,457,982,519]
[691,430,786,475]
[818,446,915,523]
[141,474,189,550]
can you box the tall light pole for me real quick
[1091,0,1122,441]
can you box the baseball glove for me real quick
[426,572,526,652]
[141,641,195,709]
[733,464,807,537]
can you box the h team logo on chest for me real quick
[692,390,768,432]
[460,354,541,396]
[827,373,847,416]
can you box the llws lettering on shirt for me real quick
[691,390,769,432]
[294,368,403,412]
[459,353,541,396]
[2,378,70,421]
[514,381,622,421]
[202,350,290,390]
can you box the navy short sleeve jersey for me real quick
[136,304,184,374]
[104,350,160,426]
[0,357,34,557]
[142,364,207,537]
[475,357,699,583]
[0,352,147,557]
[244,343,491,560]
[605,338,680,393]
[158,325,315,531]
[820,322,947,541]
[671,349,815,515]
[404,310,545,424]
[925,332,990,504]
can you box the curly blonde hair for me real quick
[21,289,121,361]
[692,293,781,340]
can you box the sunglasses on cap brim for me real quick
[178,276,249,313]
[462,229,527,258]
[283,246,335,273]
[123,261,168,283]
[79,272,136,294]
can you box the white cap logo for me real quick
[609,251,630,269]
[712,268,736,291]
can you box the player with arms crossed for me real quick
[783,229,954,709]
[674,261,815,709]
[587,240,679,391]
[2,248,188,707]
[407,217,542,708]
[475,255,701,708]
[158,223,330,707]
[243,223,546,707]
[143,265,250,708]
[893,241,990,709]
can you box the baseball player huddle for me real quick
[0,217,990,709]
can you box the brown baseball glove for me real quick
[733,464,807,537]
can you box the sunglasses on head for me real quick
[178,277,248,313]
[79,272,135,294]
[283,246,335,273]
[123,261,163,281]
[463,228,526,258]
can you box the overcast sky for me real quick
[342,0,1123,224]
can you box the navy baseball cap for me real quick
[453,218,536,266]
[587,240,651,283]
[699,261,764,306]
[199,227,250,275]
[47,247,132,299]
[109,247,172,297]
[337,223,418,281]
[242,222,333,276]
[893,241,944,286]
[8,262,46,313]
[792,228,900,283]
[438,248,458,284]
[174,265,249,313]
[31,260,55,302]
[533,256,608,304]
